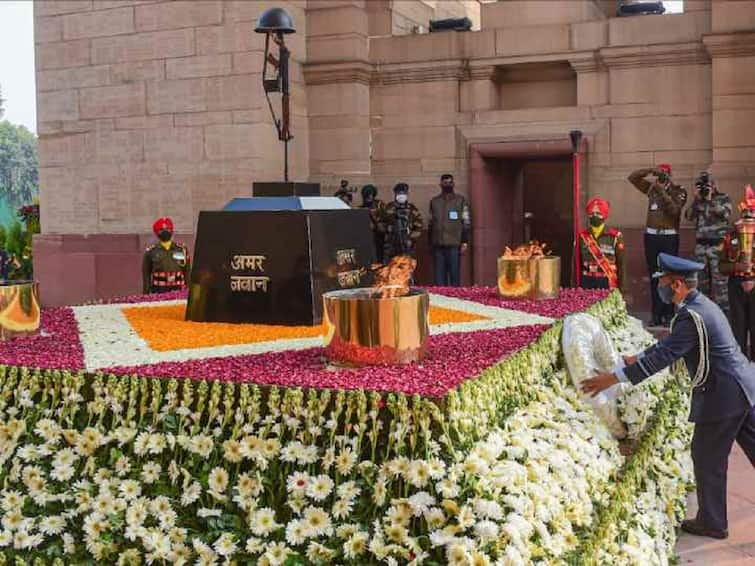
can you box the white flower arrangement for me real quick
[0,291,693,565]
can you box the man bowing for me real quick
[582,253,755,539]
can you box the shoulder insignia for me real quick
[607,228,620,237]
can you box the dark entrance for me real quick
[469,140,580,288]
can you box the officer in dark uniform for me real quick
[583,253,755,539]
[142,217,191,294]
[377,183,423,262]
[721,185,755,359]
[685,171,732,313]
[578,197,626,291]
[360,184,386,263]
[334,179,354,207]
[629,163,688,326]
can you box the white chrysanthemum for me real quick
[140,462,161,484]
[118,479,141,501]
[408,491,436,516]
[335,448,356,475]
[285,519,308,545]
[39,515,66,536]
[213,533,238,557]
[264,541,291,565]
[286,471,310,496]
[0,491,24,513]
[208,467,229,494]
[474,520,499,542]
[407,460,431,488]
[303,506,332,537]
[446,542,471,566]
[343,532,369,559]
[332,497,353,520]
[181,482,201,507]
[0,530,11,547]
[246,536,264,554]
[305,475,333,502]
[306,541,335,563]
[336,480,360,500]
[249,507,280,536]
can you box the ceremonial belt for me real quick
[580,233,618,289]
[151,271,185,287]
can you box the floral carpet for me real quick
[0,287,608,397]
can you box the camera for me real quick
[696,172,712,198]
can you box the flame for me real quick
[371,255,416,298]
[501,241,550,260]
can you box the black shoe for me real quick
[681,519,728,539]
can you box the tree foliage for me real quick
[0,120,39,211]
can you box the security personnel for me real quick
[721,185,755,359]
[142,217,191,294]
[360,184,386,263]
[578,197,626,291]
[629,163,688,326]
[429,173,472,286]
[685,172,732,313]
[377,183,423,262]
[583,253,755,540]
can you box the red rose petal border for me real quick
[0,288,607,396]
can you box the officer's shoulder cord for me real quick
[670,306,710,389]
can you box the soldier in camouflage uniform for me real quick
[360,184,386,263]
[578,197,626,291]
[377,183,423,262]
[142,217,191,294]
[685,172,733,313]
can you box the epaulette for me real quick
[607,228,621,237]
[145,243,158,253]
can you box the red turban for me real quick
[586,197,609,219]
[657,163,672,176]
[152,217,174,236]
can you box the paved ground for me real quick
[676,444,755,564]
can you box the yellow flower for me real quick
[223,440,243,463]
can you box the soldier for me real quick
[685,171,733,313]
[721,185,755,359]
[583,253,755,540]
[628,163,688,326]
[578,197,626,291]
[377,183,423,262]
[142,217,191,294]
[360,184,386,263]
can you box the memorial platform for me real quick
[0,287,695,564]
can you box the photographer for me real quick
[685,172,733,314]
[628,163,688,326]
[334,179,354,207]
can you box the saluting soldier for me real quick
[583,253,755,540]
[377,183,423,262]
[685,171,732,313]
[578,197,626,291]
[628,163,688,326]
[721,185,755,359]
[142,217,191,294]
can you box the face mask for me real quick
[589,215,604,227]
[657,283,674,305]
[442,185,454,194]
[363,196,374,206]
[158,229,172,242]
[395,194,408,204]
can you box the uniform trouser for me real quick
[644,233,679,322]
[694,243,729,314]
[728,278,755,360]
[433,246,461,287]
[691,404,755,531]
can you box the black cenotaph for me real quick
[185,8,375,325]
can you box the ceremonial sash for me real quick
[580,232,618,289]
